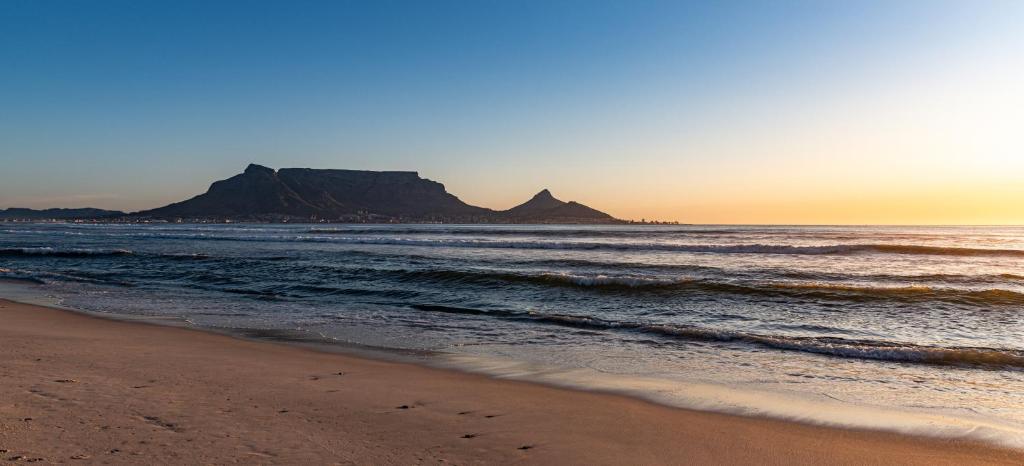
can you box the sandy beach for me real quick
[0,298,1019,465]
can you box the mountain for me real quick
[135,164,491,221]
[133,164,619,223]
[504,189,615,222]
[0,207,125,220]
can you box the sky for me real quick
[1,0,1021,224]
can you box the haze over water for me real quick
[2,223,1023,443]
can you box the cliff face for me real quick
[274,167,486,217]
[134,164,618,223]
[136,164,317,218]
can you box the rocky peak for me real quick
[245,163,275,175]
[502,188,612,221]
[532,189,554,200]
[507,189,566,214]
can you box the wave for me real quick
[156,261,1020,306]
[0,247,133,258]
[305,227,1021,243]
[5,244,1020,305]
[0,267,136,287]
[25,227,1023,258]
[160,252,212,260]
[762,282,1024,306]
[495,259,1024,288]
[381,269,1024,306]
[384,268,689,289]
[307,227,749,238]
[410,305,1024,370]
[0,248,282,263]
[644,324,1024,370]
[865,244,1024,257]
[0,267,47,284]
[536,273,684,288]
[779,270,1024,287]
[293,237,1024,258]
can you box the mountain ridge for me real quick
[133,164,620,224]
[504,189,613,222]
[0,207,126,220]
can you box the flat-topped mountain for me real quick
[134,164,619,223]
[136,164,489,221]
[0,207,125,220]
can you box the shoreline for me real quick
[0,297,1019,464]
[8,279,1019,452]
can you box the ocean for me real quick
[2,223,1023,445]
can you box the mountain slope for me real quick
[135,164,492,221]
[504,189,565,216]
[275,167,487,217]
[136,164,320,218]
[133,164,619,223]
[501,189,615,222]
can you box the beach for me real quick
[4,224,1024,435]
[5,0,1022,462]
[0,298,1018,465]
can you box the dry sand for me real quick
[0,298,1020,465]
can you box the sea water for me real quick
[2,223,1023,446]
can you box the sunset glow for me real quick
[2,1,1022,224]
[3,2,1024,462]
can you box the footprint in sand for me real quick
[28,388,64,401]
[141,415,184,433]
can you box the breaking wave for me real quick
[384,269,1024,306]
[0,247,133,258]
[29,229,1024,258]
[298,237,1024,258]
[411,305,1024,370]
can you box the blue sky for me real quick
[2,1,1021,222]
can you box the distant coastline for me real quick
[1,164,679,225]
[0,215,681,225]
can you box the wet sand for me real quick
[0,298,1019,465]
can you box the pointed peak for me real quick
[505,188,566,215]
[245,163,274,174]
[532,189,555,200]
